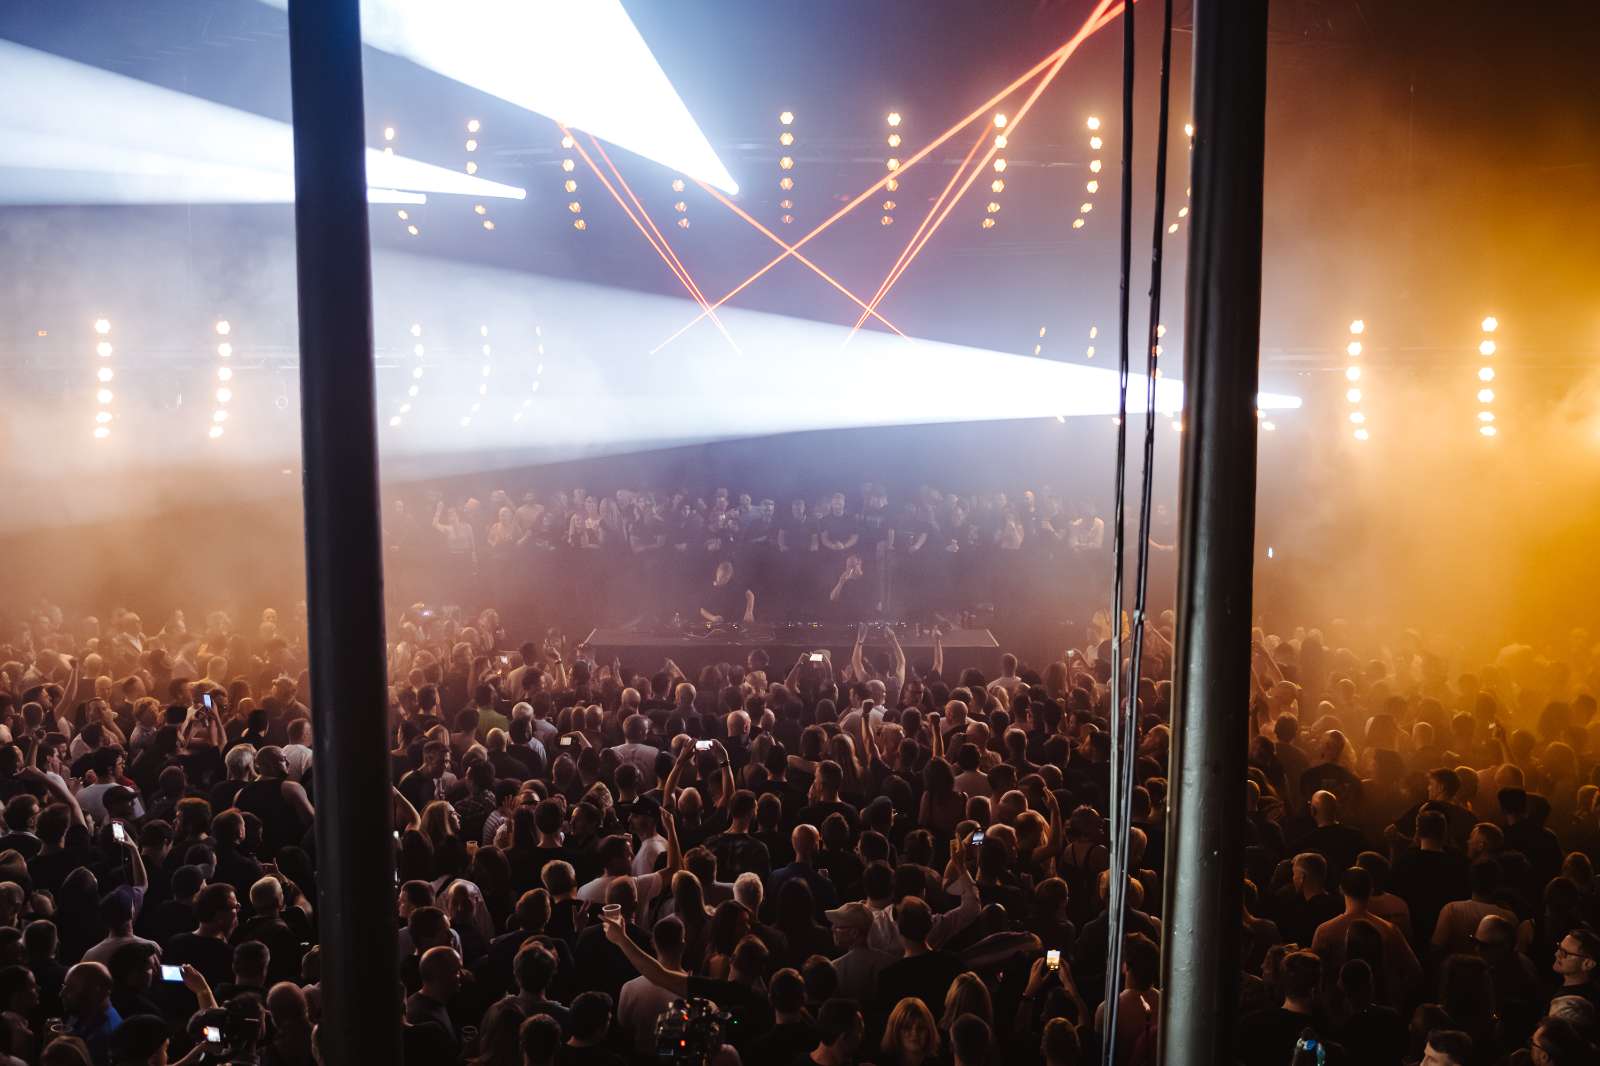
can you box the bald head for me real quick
[792,824,820,860]
[1310,790,1339,825]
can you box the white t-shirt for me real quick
[577,870,667,925]
[77,784,145,828]
[282,743,314,780]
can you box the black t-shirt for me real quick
[872,949,963,1019]
[818,513,860,550]
[892,515,931,553]
[165,932,236,988]
[779,512,814,550]
[1235,1007,1333,1066]
[702,580,747,623]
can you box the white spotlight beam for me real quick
[0,41,524,204]
[257,0,739,194]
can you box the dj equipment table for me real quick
[583,624,1001,677]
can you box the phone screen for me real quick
[203,1026,223,1044]
[694,740,714,752]
[559,736,574,747]
[970,830,986,846]
[202,692,214,711]
[808,652,825,663]
[161,964,184,982]
[111,822,127,843]
[1046,949,1061,970]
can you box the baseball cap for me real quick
[824,901,874,931]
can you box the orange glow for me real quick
[652,0,1129,352]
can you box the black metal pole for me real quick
[284,1,402,1061]
[1157,0,1268,1063]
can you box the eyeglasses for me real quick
[1555,945,1594,962]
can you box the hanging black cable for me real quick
[1125,0,1174,772]
[1100,0,1136,1056]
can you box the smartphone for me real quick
[559,736,574,748]
[808,652,826,663]
[1046,949,1061,971]
[202,692,215,712]
[203,1026,223,1045]
[970,830,986,846]
[160,964,184,982]
[393,830,400,841]
[111,822,127,843]
[694,740,714,752]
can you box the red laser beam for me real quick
[849,124,991,336]
[856,6,1113,330]
[589,135,716,319]
[652,0,1127,352]
[693,180,906,337]
[559,123,739,353]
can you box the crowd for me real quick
[381,485,1168,631]
[0,589,1599,1066]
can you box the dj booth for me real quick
[583,623,1002,677]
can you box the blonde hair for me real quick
[939,971,993,1032]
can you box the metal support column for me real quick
[1157,1,1269,1064]
[284,0,402,1060]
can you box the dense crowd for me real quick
[381,485,1165,631]
[1,593,1599,1066]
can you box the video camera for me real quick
[653,997,731,1066]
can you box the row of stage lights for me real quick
[1071,116,1103,231]
[882,111,902,226]
[467,119,496,232]
[983,113,1009,229]
[778,111,796,225]
[1343,314,1501,442]
[558,133,588,231]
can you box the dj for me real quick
[699,560,755,624]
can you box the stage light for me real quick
[397,209,409,220]
[1039,326,1047,337]
[1481,316,1498,332]
[885,215,897,226]
[1087,116,1101,130]
[465,139,478,152]
[214,387,231,403]
[779,132,794,147]
[993,159,1007,172]
[1080,202,1092,213]
[407,224,419,235]
[1346,388,1361,403]
[888,133,902,148]
[1089,136,1103,150]
[389,416,401,427]
[886,158,900,171]
[96,341,112,358]
[1346,341,1362,356]
[217,342,232,358]
[95,411,111,424]
[208,424,225,439]
[986,202,1001,213]
[779,156,794,170]
[483,219,495,230]
[568,201,582,212]
[1346,366,1360,381]
[1478,388,1494,403]
[779,177,793,190]
[1262,421,1276,431]
[887,112,902,127]
[779,199,793,209]
[218,366,234,381]
[467,119,480,133]
[780,111,794,125]
[672,178,686,192]
[1354,427,1369,441]
[1166,223,1178,233]
[1349,411,1365,424]
[1085,345,1095,356]
[1086,180,1099,193]
[1178,206,1188,217]
[885,178,899,192]
[994,114,1008,128]
[781,213,794,225]
[677,218,689,228]
[1349,319,1365,334]
[1478,339,1496,356]
[882,200,896,210]
[93,425,110,439]
[97,367,113,383]
[213,410,228,423]
[0,42,526,205]
[1479,367,1494,382]
[1479,411,1495,422]
[97,388,113,404]
[1072,218,1085,229]
[384,126,395,141]
[94,318,111,335]
[1089,160,1102,173]
[994,134,1008,149]
[474,204,487,215]
[465,161,478,175]
[562,159,575,172]
[574,219,587,230]
[1480,425,1497,437]
[990,180,1005,194]
[215,320,231,336]
[412,366,424,378]
[1156,324,1167,337]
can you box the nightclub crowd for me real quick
[1,504,1599,1066]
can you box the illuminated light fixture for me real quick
[574,218,587,230]
[384,126,395,141]
[1477,388,1494,402]
[1478,411,1495,423]
[887,133,902,148]
[1086,180,1099,193]
[560,135,575,150]
[779,111,794,125]
[568,201,582,212]
[94,318,111,335]
[1039,326,1047,337]
[1346,388,1361,403]
[674,200,687,212]
[213,410,228,422]
[216,387,232,403]
[991,179,1005,193]
[885,178,898,192]
[1167,222,1178,233]
[994,134,1008,149]
[97,366,113,382]
[561,179,576,193]
[1177,206,1188,217]
[671,178,685,192]
[561,159,575,172]
[1086,345,1096,357]
[482,219,495,230]
[980,218,996,229]
[1349,319,1365,334]
[1478,339,1496,356]
[677,217,689,228]
[396,209,408,219]
[779,132,794,147]
[407,224,419,235]
[1184,122,1195,137]
[1346,341,1362,357]
[1072,218,1085,229]
[1090,326,1098,339]
[255,0,736,193]
[993,113,1008,128]
[467,118,480,133]
[1354,427,1370,441]
[465,138,478,152]
[986,201,1001,213]
[1477,314,1498,436]
[779,199,793,209]
[217,342,232,358]
[883,215,895,226]
[882,199,896,210]
[1349,411,1365,424]
[96,387,113,404]
[218,367,233,381]
[1087,115,1101,130]
[474,203,487,215]
[886,158,899,171]
[215,320,231,336]
[410,323,422,337]
[1089,135,1103,150]
[1089,159,1102,173]
[887,112,902,127]
[1262,421,1276,431]
[1479,424,1498,437]
[1478,367,1495,382]
[95,410,111,424]
[993,158,1007,172]
[779,156,794,170]
[779,177,793,190]
[1345,366,1361,381]
[1481,316,1498,332]
[0,41,526,205]
[1080,202,1092,213]
[208,425,224,439]
[781,213,794,224]
[1156,324,1167,337]
[96,341,112,357]
[465,161,478,174]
